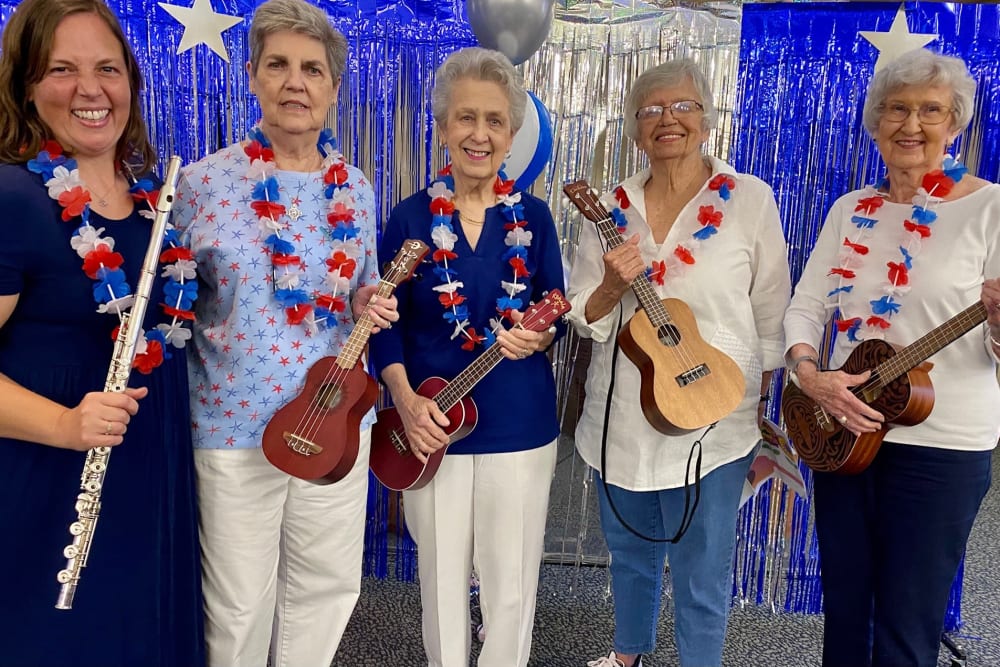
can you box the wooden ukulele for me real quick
[782,301,988,474]
[262,239,429,484]
[563,180,745,434]
[369,290,571,491]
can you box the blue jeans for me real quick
[813,442,992,667]
[596,450,753,667]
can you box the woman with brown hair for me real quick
[0,0,203,664]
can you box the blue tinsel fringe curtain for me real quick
[732,1,1000,630]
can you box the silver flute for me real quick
[55,156,183,610]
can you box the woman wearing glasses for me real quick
[567,60,790,667]
[784,49,999,667]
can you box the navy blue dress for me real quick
[0,163,204,667]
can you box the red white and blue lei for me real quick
[606,172,735,285]
[27,140,197,374]
[427,166,530,351]
[829,155,967,342]
[245,127,360,335]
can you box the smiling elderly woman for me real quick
[783,49,1000,667]
[566,59,790,667]
[170,0,398,665]
[369,46,566,667]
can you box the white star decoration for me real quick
[859,4,937,72]
[158,0,243,63]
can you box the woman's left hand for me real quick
[353,284,400,333]
[497,309,556,361]
[984,277,1000,330]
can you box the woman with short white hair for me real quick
[784,48,1000,666]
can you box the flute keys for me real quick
[56,570,74,584]
[69,521,85,536]
[63,544,79,559]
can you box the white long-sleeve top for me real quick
[567,158,791,491]
[784,184,1000,452]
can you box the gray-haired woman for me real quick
[370,46,565,667]
[567,59,790,667]
[784,48,1000,667]
[171,0,398,665]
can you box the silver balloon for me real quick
[466,0,556,66]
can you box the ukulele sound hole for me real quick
[315,383,343,409]
[656,324,681,347]
[675,363,711,387]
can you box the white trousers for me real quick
[403,440,557,667]
[194,428,370,667]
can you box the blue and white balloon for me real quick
[504,91,553,190]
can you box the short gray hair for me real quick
[861,49,976,137]
[623,59,718,141]
[248,0,347,79]
[431,47,528,132]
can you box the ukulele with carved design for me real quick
[782,301,987,473]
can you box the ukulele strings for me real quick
[289,264,404,445]
[582,190,702,374]
[390,305,549,455]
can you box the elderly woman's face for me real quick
[633,77,709,162]
[875,84,959,174]
[439,77,514,185]
[28,12,131,162]
[249,30,339,143]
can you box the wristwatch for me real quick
[788,354,820,388]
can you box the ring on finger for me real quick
[104,421,114,435]
[838,415,848,424]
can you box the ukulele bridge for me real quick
[389,430,410,456]
[675,363,710,387]
[283,431,323,456]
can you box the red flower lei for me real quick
[27,140,197,374]
[608,170,735,285]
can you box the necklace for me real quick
[830,155,967,342]
[88,172,121,208]
[459,212,485,225]
[246,127,360,334]
[607,170,735,285]
[427,165,529,351]
[26,140,197,374]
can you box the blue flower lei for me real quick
[426,166,530,351]
[27,140,196,374]
[830,155,967,342]
[245,127,361,334]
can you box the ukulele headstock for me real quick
[386,239,430,284]
[563,180,609,223]
[521,289,572,332]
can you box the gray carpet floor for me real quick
[339,447,1000,666]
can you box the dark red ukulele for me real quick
[262,239,429,484]
[369,290,571,491]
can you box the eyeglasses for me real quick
[635,100,704,122]
[879,102,953,125]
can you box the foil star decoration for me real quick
[859,4,937,72]
[158,0,243,63]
